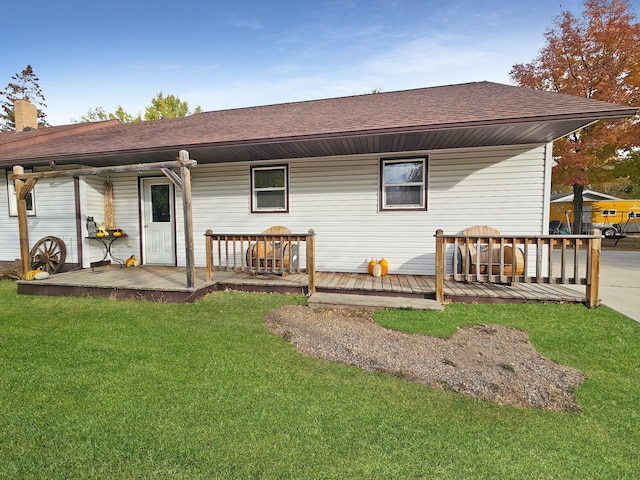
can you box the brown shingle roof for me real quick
[0,120,118,150]
[0,81,636,167]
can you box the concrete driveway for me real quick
[558,249,640,322]
[597,250,640,322]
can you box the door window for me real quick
[151,184,171,222]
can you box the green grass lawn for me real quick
[1,280,639,479]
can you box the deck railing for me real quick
[434,229,602,307]
[204,229,316,294]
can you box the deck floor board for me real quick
[16,266,586,304]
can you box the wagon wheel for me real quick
[30,236,66,274]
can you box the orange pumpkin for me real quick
[368,258,376,275]
[378,258,389,276]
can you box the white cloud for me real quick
[363,35,492,76]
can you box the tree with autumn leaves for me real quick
[511,0,640,234]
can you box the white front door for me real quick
[141,177,176,265]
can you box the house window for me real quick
[380,157,427,210]
[6,170,36,217]
[628,212,640,219]
[602,209,617,217]
[251,165,288,213]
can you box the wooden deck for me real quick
[15,265,586,305]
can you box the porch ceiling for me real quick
[186,117,599,165]
[7,116,605,168]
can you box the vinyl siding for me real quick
[180,144,548,274]
[0,170,19,261]
[1,143,548,274]
[109,174,141,263]
[1,169,79,264]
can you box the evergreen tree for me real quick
[0,65,48,131]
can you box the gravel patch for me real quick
[265,305,586,412]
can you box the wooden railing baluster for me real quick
[536,238,543,283]
[521,239,528,283]
[547,238,555,283]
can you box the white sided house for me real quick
[0,82,636,276]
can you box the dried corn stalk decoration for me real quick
[104,181,114,229]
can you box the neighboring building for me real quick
[550,193,640,235]
[0,82,637,274]
[550,189,622,203]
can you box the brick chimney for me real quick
[14,99,38,131]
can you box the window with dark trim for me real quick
[380,157,427,210]
[250,164,289,213]
[6,169,36,217]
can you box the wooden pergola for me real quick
[10,150,198,288]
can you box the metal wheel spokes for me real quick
[30,236,67,273]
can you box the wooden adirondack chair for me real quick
[459,225,524,277]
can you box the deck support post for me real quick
[307,229,316,295]
[205,229,214,281]
[586,229,601,308]
[13,165,31,277]
[435,229,445,304]
[179,150,196,289]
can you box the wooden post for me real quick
[306,229,316,295]
[435,229,445,304]
[13,166,31,276]
[179,150,196,289]
[10,159,197,181]
[205,229,214,282]
[586,229,601,308]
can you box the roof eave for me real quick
[1,109,636,167]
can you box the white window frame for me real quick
[602,209,617,217]
[6,169,36,217]
[250,164,289,213]
[380,157,427,211]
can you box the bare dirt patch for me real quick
[602,234,640,251]
[265,305,585,412]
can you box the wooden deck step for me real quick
[307,292,444,311]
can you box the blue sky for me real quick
[4,0,638,126]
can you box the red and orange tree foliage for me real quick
[511,0,640,233]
